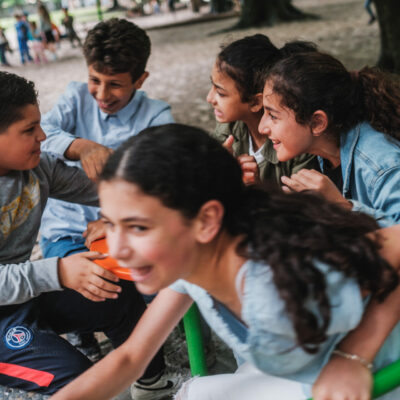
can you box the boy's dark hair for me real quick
[0,72,37,133]
[83,18,151,83]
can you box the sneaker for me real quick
[66,332,102,363]
[130,371,186,400]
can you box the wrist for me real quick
[65,138,92,160]
[332,349,373,371]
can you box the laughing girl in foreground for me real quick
[52,124,400,400]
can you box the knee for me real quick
[175,377,218,400]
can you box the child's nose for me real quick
[258,115,270,136]
[108,230,131,261]
[97,84,110,101]
[206,87,215,104]
[37,126,47,142]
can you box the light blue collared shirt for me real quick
[40,81,174,242]
[170,259,400,399]
[318,122,400,227]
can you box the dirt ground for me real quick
[2,0,379,134]
[0,0,381,398]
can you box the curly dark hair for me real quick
[83,18,151,82]
[0,72,37,134]
[267,51,400,140]
[216,34,317,103]
[101,123,398,353]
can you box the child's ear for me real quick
[249,93,263,113]
[311,110,328,136]
[133,71,149,89]
[194,200,224,244]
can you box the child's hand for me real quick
[238,154,260,185]
[58,252,121,302]
[222,135,234,155]
[312,355,372,400]
[65,138,114,182]
[83,219,106,248]
[79,143,114,182]
[281,169,352,209]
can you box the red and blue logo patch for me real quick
[4,326,33,350]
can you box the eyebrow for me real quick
[210,76,226,92]
[23,119,41,128]
[263,104,280,114]
[99,212,151,223]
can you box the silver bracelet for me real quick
[332,349,373,371]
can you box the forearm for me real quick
[336,286,400,362]
[337,225,400,361]
[0,258,61,305]
[64,138,94,161]
[52,342,143,400]
[51,289,192,400]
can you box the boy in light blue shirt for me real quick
[40,18,179,400]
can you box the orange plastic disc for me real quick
[90,238,134,281]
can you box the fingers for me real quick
[281,185,292,193]
[281,169,322,192]
[84,220,106,248]
[92,262,120,283]
[238,155,260,185]
[280,175,309,192]
[88,273,122,297]
[222,135,234,154]
[81,146,113,182]
[81,160,97,182]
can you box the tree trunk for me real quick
[236,0,315,29]
[374,0,400,73]
[191,0,201,13]
[210,0,232,13]
[108,0,128,11]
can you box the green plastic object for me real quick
[372,359,400,397]
[183,303,208,377]
[96,0,103,21]
[307,358,400,400]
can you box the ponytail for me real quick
[357,67,400,139]
[267,52,400,140]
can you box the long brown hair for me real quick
[267,51,400,140]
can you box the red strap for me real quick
[0,362,54,387]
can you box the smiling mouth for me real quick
[127,266,152,282]
[98,101,116,110]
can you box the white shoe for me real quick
[130,371,186,400]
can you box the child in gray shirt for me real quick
[0,72,166,396]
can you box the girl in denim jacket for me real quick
[259,51,400,227]
[52,124,400,400]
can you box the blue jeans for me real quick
[17,39,32,64]
[0,43,9,66]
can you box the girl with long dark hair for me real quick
[52,124,400,400]
[259,51,400,226]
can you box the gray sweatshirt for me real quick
[0,153,98,305]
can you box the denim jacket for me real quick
[170,259,400,395]
[319,122,400,227]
